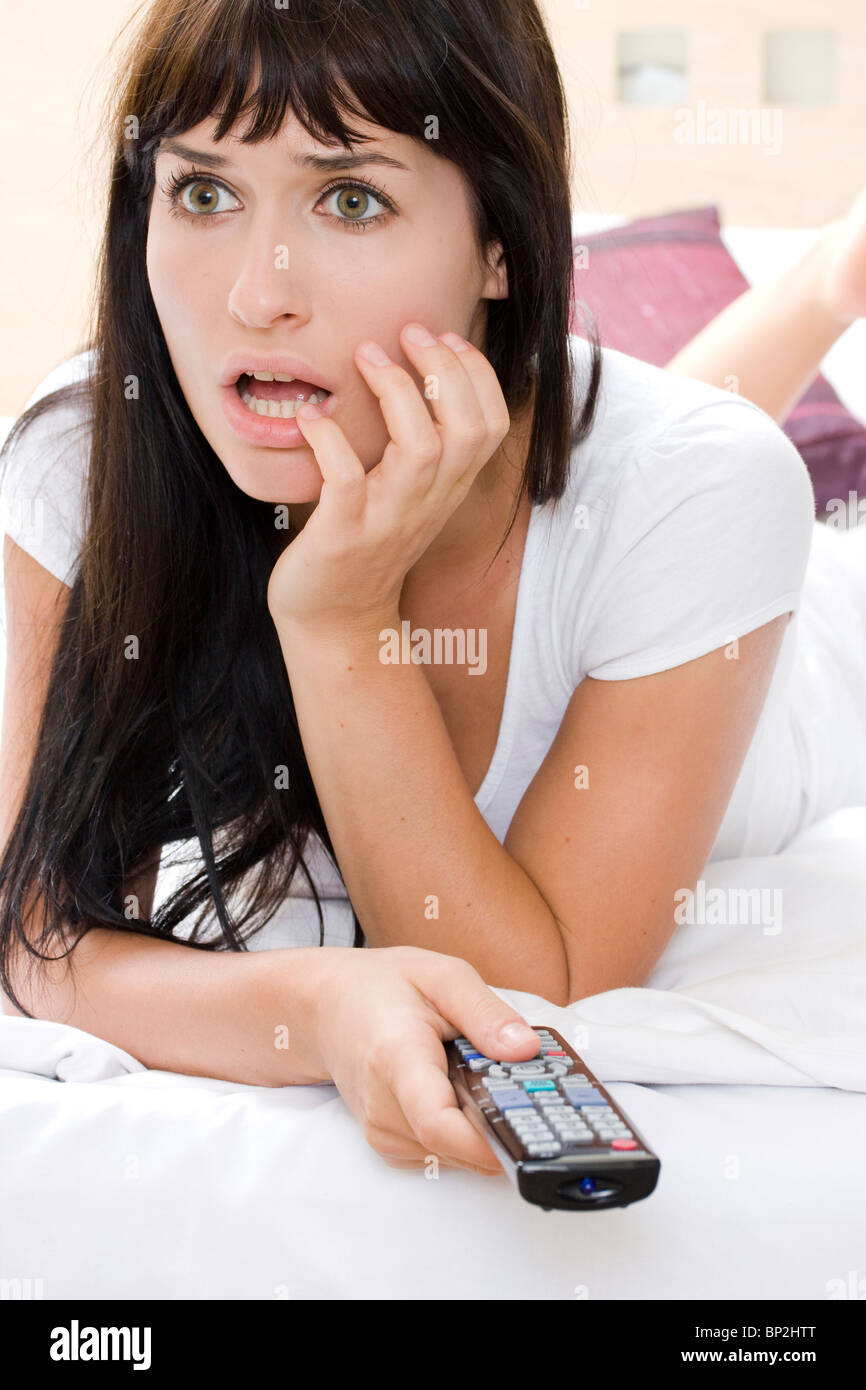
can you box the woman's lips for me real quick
[220,378,337,448]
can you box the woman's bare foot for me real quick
[817,188,866,326]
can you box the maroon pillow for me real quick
[569,205,866,516]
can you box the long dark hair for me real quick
[0,0,602,1015]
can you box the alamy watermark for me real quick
[379,621,487,675]
[674,880,783,935]
[674,102,783,157]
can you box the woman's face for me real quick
[146,111,507,510]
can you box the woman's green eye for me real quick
[162,167,393,232]
[182,180,232,215]
[323,184,389,227]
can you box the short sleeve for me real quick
[575,397,817,681]
[0,355,92,586]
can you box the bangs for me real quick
[120,0,464,177]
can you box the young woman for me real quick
[1,0,864,1179]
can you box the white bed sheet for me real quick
[1,806,865,1300]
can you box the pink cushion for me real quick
[569,206,866,516]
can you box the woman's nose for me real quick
[227,228,312,328]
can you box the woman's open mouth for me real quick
[235,371,332,420]
[220,370,338,447]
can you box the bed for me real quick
[1,222,865,1301]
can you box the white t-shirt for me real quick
[4,339,866,947]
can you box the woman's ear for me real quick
[481,240,508,300]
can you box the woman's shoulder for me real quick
[562,335,815,526]
[540,339,817,685]
[0,349,94,585]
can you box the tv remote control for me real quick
[446,1025,660,1211]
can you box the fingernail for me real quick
[404,322,437,346]
[298,401,321,419]
[440,331,471,352]
[358,340,392,365]
[498,1021,536,1046]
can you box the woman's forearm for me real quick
[4,924,332,1087]
[274,614,570,1005]
[665,224,850,425]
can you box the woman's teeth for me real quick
[239,389,330,418]
[236,371,331,419]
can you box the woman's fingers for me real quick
[354,325,508,512]
[383,1032,506,1175]
[436,331,513,487]
[353,336,450,507]
[296,324,512,537]
[295,410,367,530]
[362,1125,489,1173]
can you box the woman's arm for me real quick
[505,615,790,999]
[274,607,788,1006]
[665,194,866,424]
[274,612,571,1005]
[4,924,331,1086]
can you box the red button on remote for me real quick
[611,1139,638,1150]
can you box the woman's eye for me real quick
[169,177,238,219]
[319,183,390,229]
[163,171,392,231]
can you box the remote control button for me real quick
[467,1057,494,1072]
[536,1095,565,1106]
[523,1079,557,1092]
[526,1142,562,1156]
[563,1086,607,1104]
[542,1049,569,1058]
[493,1092,535,1111]
[611,1139,639,1150]
[508,1062,548,1076]
[486,1064,511,1079]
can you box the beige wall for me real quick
[1,0,143,416]
[546,0,866,229]
[2,0,863,416]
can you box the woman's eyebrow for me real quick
[155,139,411,174]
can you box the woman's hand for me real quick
[265,324,511,637]
[304,944,543,1175]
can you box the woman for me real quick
[0,0,864,1178]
